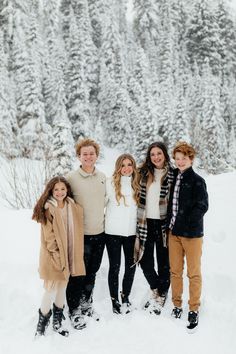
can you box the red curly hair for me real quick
[172,141,196,161]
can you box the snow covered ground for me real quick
[0,152,236,354]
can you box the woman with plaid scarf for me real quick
[134,142,174,315]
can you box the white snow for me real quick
[0,153,236,354]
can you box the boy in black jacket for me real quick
[167,142,208,332]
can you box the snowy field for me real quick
[0,151,236,354]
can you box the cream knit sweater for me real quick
[66,167,106,235]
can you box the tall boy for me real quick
[167,142,208,332]
[66,139,106,329]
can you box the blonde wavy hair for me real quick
[112,154,140,206]
[75,138,100,157]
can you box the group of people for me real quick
[32,138,208,337]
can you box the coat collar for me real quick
[174,166,193,178]
[44,196,74,209]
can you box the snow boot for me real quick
[121,293,132,314]
[81,295,100,321]
[69,308,87,330]
[35,308,52,337]
[187,311,199,333]
[81,294,92,316]
[143,289,161,315]
[171,306,183,319]
[52,303,69,337]
[156,292,167,308]
[111,298,121,314]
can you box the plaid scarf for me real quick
[169,172,182,230]
[134,164,174,263]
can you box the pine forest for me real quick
[0,0,236,175]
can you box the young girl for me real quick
[105,154,140,314]
[32,177,85,337]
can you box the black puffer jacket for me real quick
[167,167,208,237]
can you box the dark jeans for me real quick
[140,219,170,296]
[106,234,136,300]
[66,233,105,313]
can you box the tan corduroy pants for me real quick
[168,233,203,312]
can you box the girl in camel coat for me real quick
[32,176,85,337]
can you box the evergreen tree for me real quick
[50,116,74,177]
[72,0,99,117]
[87,0,104,48]
[43,0,74,174]
[228,127,236,168]
[66,6,91,141]
[11,10,48,159]
[171,0,190,88]
[0,30,18,158]
[174,70,190,144]
[98,58,130,149]
[217,0,236,80]
[186,0,222,75]
[157,4,176,149]
[98,4,130,148]
[228,80,236,132]
[133,0,160,72]
[128,45,161,161]
[60,0,72,53]
[0,0,235,173]
[199,61,229,173]
[188,62,203,148]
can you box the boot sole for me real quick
[53,328,69,337]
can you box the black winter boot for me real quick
[171,306,183,319]
[81,294,93,316]
[121,293,132,314]
[52,303,69,337]
[187,311,199,333]
[35,309,52,337]
[111,298,121,314]
[81,294,100,321]
[69,308,87,330]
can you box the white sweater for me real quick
[105,176,137,237]
[146,168,164,219]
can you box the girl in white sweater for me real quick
[105,154,140,314]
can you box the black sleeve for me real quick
[189,178,208,224]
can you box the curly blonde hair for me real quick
[75,138,100,157]
[112,154,140,205]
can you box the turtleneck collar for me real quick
[121,175,132,183]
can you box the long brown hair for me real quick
[140,142,170,183]
[112,154,140,205]
[32,176,73,224]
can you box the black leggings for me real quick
[106,234,136,300]
[66,233,105,313]
[140,219,170,296]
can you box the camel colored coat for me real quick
[39,197,85,281]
